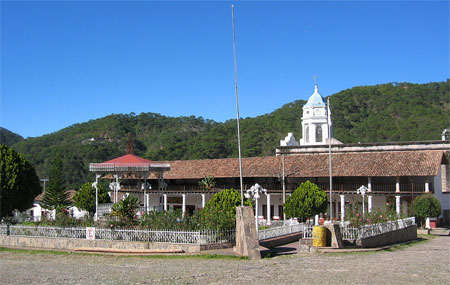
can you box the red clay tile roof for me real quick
[102,154,153,164]
[35,190,77,202]
[149,150,446,179]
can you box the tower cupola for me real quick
[300,84,331,145]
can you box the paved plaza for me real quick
[0,236,449,284]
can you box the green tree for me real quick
[284,181,328,222]
[201,189,251,230]
[40,155,71,212]
[413,194,442,226]
[199,175,216,193]
[0,145,42,217]
[73,182,111,216]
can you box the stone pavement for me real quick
[1,236,448,284]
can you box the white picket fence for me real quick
[0,225,235,245]
[357,217,415,239]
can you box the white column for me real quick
[315,214,319,226]
[425,217,431,229]
[368,195,373,213]
[396,177,400,193]
[145,194,150,213]
[425,177,430,193]
[266,194,271,226]
[368,177,372,192]
[395,195,401,216]
[201,194,206,208]
[94,174,100,221]
[163,194,168,211]
[340,195,345,222]
[182,194,186,216]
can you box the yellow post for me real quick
[312,226,327,247]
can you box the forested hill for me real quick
[0,127,24,146]
[9,80,450,188]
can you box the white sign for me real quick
[86,227,96,240]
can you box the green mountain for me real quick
[10,80,449,189]
[0,127,24,146]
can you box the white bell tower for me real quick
[300,84,331,145]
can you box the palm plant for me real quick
[110,196,140,225]
[199,175,216,193]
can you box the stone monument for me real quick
[235,206,261,259]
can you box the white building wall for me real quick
[434,167,450,217]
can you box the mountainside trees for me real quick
[0,145,42,217]
[7,81,449,189]
[0,127,24,146]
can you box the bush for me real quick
[413,194,442,226]
[284,181,327,222]
[345,202,399,227]
[139,210,201,231]
[201,189,251,230]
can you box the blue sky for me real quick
[1,1,448,138]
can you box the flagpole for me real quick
[327,97,333,220]
[231,4,245,206]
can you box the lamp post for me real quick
[40,178,49,192]
[357,185,369,217]
[244,183,267,235]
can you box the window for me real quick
[316,125,322,142]
[305,126,309,143]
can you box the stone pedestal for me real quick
[325,224,343,248]
[235,206,261,259]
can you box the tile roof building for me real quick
[91,84,450,226]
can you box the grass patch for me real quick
[385,237,431,252]
[0,247,247,260]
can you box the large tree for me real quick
[40,155,71,212]
[0,145,42,217]
[73,182,110,216]
[284,181,328,222]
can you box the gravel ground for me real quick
[0,236,449,284]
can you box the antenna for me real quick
[314,74,317,85]
[231,4,245,206]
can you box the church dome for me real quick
[304,84,326,107]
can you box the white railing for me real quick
[8,226,86,239]
[258,223,305,240]
[300,217,416,241]
[302,225,313,239]
[1,225,235,245]
[341,226,359,240]
[0,225,8,235]
[358,217,415,239]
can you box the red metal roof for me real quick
[102,154,153,164]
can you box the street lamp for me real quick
[244,183,267,235]
[40,178,49,192]
[357,185,369,217]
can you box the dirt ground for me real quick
[0,236,449,284]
